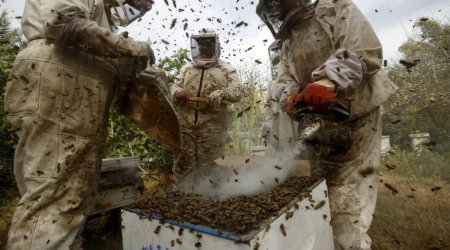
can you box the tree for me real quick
[383,18,450,154]
[0,11,26,188]
[157,48,190,84]
[227,63,270,155]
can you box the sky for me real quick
[1,0,449,70]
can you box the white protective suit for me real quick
[273,0,398,249]
[171,60,242,178]
[3,0,155,249]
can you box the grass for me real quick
[0,189,18,248]
[370,149,450,250]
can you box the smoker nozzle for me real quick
[299,119,322,142]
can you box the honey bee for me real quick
[431,187,441,192]
[154,225,161,234]
[314,200,326,210]
[384,183,399,194]
[279,224,287,236]
[285,211,294,220]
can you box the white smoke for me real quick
[176,150,310,200]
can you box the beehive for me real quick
[121,177,334,250]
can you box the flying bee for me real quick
[384,183,399,194]
[314,200,326,210]
[279,224,287,236]
[431,187,441,192]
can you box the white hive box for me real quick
[121,179,334,250]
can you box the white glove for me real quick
[208,90,226,109]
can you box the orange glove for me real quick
[287,83,337,117]
[174,90,189,102]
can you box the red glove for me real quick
[174,90,189,102]
[287,83,337,117]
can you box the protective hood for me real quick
[190,28,221,68]
[106,0,154,29]
[256,0,318,39]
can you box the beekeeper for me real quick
[4,0,157,249]
[171,29,242,178]
[262,39,299,155]
[256,0,398,249]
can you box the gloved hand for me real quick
[261,125,271,140]
[208,90,226,109]
[174,90,189,102]
[115,35,156,69]
[287,83,337,117]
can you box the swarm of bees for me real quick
[134,176,316,235]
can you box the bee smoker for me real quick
[294,100,351,159]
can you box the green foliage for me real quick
[0,11,25,188]
[383,18,450,154]
[105,108,173,169]
[156,48,190,84]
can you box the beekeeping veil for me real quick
[190,28,221,68]
[105,0,154,29]
[256,0,318,39]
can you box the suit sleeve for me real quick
[218,61,242,103]
[41,0,134,58]
[311,0,383,97]
[170,64,189,96]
